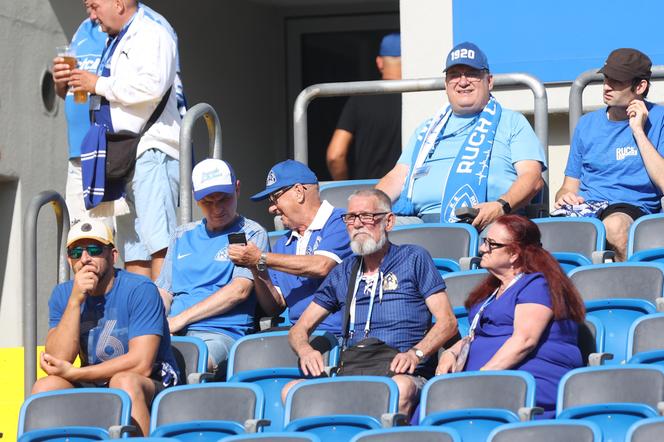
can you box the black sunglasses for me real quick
[482,237,509,252]
[67,244,107,259]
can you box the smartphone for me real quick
[228,232,247,245]
[455,207,479,224]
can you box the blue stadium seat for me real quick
[580,315,605,366]
[350,426,462,442]
[487,420,602,442]
[627,313,664,366]
[227,331,340,432]
[17,427,111,442]
[283,376,401,442]
[628,213,664,264]
[220,432,321,442]
[442,269,488,336]
[18,388,133,440]
[389,223,479,269]
[319,179,379,209]
[150,383,267,439]
[419,371,538,442]
[569,262,664,363]
[170,335,211,384]
[626,416,664,442]
[556,365,664,442]
[534,218,610,266]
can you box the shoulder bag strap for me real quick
[341,256,362,346]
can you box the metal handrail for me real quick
[569,65,664,138]
[23,191,70,398]
[179,103,223,225]
[293,73,549,186]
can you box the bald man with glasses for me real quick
[228,160,352,335]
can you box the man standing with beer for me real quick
[66,0,181,281]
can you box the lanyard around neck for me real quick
[468,273,523,340]
[349,259,384,339]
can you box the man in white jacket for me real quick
[70,0,180,281]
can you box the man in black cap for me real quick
[555,48,664,261]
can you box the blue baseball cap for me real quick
[251,160,318,201]
[444,42,489,72]
[192,159,237,201]
[379,33,401,57]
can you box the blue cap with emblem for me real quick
[251,160,318,201]
[444,41,489,72]
[379,33,401,57]
[192,158,237,201]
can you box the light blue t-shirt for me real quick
[156,216,268,339]
[64,4,186,159]
[565,103,664,214]
[397,109,546,217]
[48,269,179,381]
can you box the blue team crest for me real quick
[443,184,479,223]
[214,246,229,261]
[266,170,277,186]
[382,272,398,291]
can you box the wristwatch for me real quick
[411,347,425,361]
[256,253,268,271]
[496,198,512,214]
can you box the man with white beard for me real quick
[287,189,457,417]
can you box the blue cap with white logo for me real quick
[444,41,489,72]
[379,33,401,57]
[251,160,319,201]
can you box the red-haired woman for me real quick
[436,215,586,418]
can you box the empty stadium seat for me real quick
[389,223,479,269]
[556,365,664,442]
[283,376,402,442]
[419,371,538,442]
[221,433,321,442]
[569,262,664,363]
[226,331,340,432]
[18,388,134,439]
[534,218,611,265]
[442,269,488,336]
[17,427,111,442]
[627,313,664,365]
[350,426,462,442]
[170,335,212,384]
[487,420,602,442]
[626,416,664,442]
[628,213,664,263]
[150,383,267,439]
[319,179,379,209]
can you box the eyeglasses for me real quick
[67,244,108,259]
[267,185,306,205]
[482,237,509,252]
[341,212,389,225]
[445,69,487,85]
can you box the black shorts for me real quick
[597,203,646,222]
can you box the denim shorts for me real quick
[185,330,237,371]
[116,149,179,262]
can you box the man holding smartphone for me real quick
[156,159,268,372]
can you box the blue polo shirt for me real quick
[313,243,446,352]
[270,201,352,334]
[156,216,268,339]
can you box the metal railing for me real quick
[23,191,70,398]
[569,65,664,138]
[179,103,223,225]
[293,74,549,186]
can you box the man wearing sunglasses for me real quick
[377,42,546,230]
[32,218,179,436]
[156,159,268,373]
[287,189,457,416]
[228,160,352,335]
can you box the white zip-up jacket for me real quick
[94,8,180,160]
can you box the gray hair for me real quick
[347,188,392,212]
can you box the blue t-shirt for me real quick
[65,5,186,159]
[269,202,352,334]
[564,103,664,214]
[313,243,446,355]
[48,269,179,382]
[465,272,581,418]
[398,109,546,216]
[156,216,268,339]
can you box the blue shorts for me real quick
[117,149,179,262]
[185,330,237,370]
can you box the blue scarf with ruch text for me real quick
[392,96,502,222]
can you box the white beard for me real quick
[351,230,387,256]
